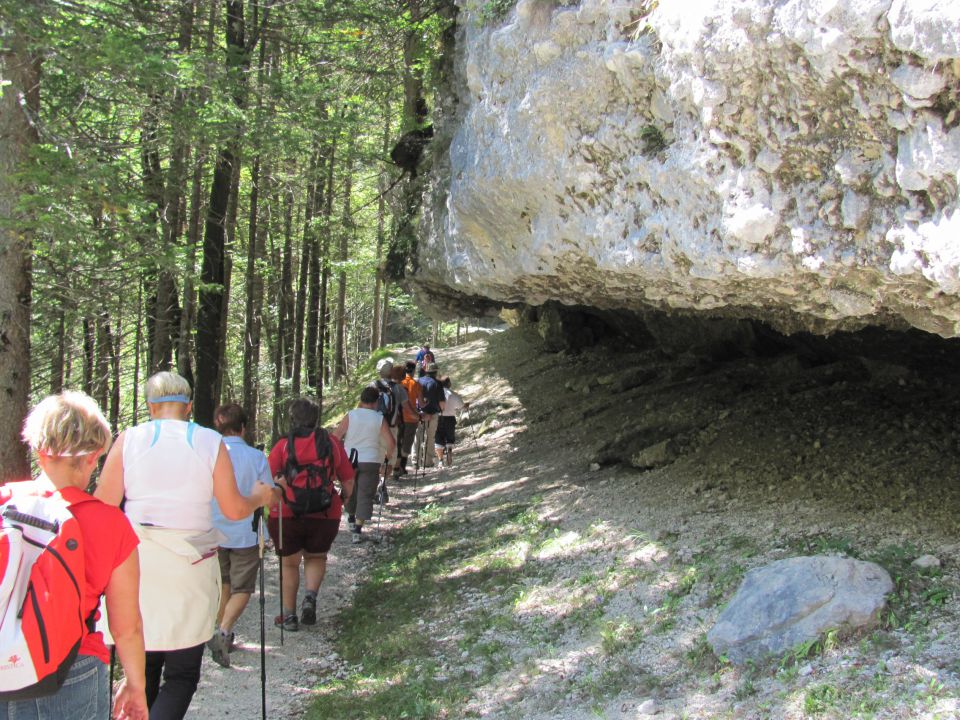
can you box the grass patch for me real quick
[804,683,840,715]
[308,498,565,719]
[685,634,724,674]
[321,345,407,426]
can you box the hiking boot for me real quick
[207,631,230,668]
[274,613,299,632]
[351,530,363,544]
[227,631,237,651]
[300,595,317,626]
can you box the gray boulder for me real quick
[707,556,893,665]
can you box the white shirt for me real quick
[441,389,465,417]
[343,408,386,464]
[122,419,221,533]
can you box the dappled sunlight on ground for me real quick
[309,326,960,720]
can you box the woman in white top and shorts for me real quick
[333,386,396,543]
[97,372,273,720]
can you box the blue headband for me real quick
[148,394,191,404]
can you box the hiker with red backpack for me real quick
[96,372,274,720]
[332,387,397,544]
[267,398,355,631]
[0,391,147,720]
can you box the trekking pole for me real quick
[255,508,267,720]
[415,418,426,499]
[278,506,284,647]
[375,459,388,543]
[108,647,115,720]
[462,408,480,455]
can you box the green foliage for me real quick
[804,684,840,715]
[12,0,454,439]
[476,0,516,24]
[640,125,667,155]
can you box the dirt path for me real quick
[186,492,418,718]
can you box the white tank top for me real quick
[343,408,385,464]
[122,420,222,532]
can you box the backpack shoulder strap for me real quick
[314,428,331,461]
[285,431,299,477]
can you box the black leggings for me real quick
[145,644,205,720]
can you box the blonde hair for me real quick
[145,371,192,404]
[21,391,112,458]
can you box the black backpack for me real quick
[283,429,335,516]
[375,380,399,428]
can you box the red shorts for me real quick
[267,515,339,556]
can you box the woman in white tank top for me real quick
[332,386,396,542]
[96,372,273,720]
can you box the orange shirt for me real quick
[401,375,422,423]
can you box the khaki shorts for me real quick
[217,546,260,594]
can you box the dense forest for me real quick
[1,0,456,480]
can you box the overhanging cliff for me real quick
[416,0,960,337]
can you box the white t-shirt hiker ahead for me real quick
[343,407,386,464]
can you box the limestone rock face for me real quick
[707,556,893,664]
[418,0,960,336]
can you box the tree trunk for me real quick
[318,118,340,398]
[195,0,254,425]
[333,137,354,381]
[280,181,295,379]
[50,306,65,394]
[0,9,38,480]
[217,152,241,403]
[291,232,310,396]
[133,280,143,425]
[82,318,95,395]
[371,98,391,351]
[380,280,389,346]
[305,140,326,393]
[178,152,204,386]
[94,313,111,409]
[242,153,268,443]
[109,310,121,432]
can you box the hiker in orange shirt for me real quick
[397,360,423,478]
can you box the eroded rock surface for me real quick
[419,0,960,336]
[707,556,893,664]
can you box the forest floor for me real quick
[189,324,960,719]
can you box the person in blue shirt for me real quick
[207,403,276,668]
[414,343,435,378]
[415,362,446,468]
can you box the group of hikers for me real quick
[0,342,467,720]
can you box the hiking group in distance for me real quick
[0,342,469,720]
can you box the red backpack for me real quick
[282,430,336,516]
[0,484,95,700]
